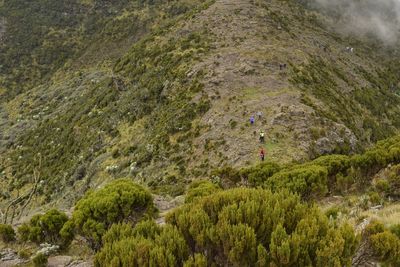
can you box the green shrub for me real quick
[96,188,358,266]
[265,165,328,199]
[390,224,400,238]
[95,224,188,267]
[229,134,400,197]
[365,221,385,236]
[374,179,390,194]
[0,224,16,243]
[240,162,281,186]
[185,180,221,203]
[325,206,341,219]
[336,173,353,192]
[70,179,155,250]
[59,220,75,248]
[386,164,400,198]
[17,223,31,242]
[368,191,382,205]
[356,221,400,265]
[17,209,69,246]
[311,154,351,172]
[211,166,241,185]
[18,248,32,260]
[183,254,207,267]
[33,253,48,267]
[370,231,400,265]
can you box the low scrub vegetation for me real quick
[0,224,16,243]
[95,188,358,266]
[185,180,221,203]
[213,134,400,199]
[17,209,70,247]
[67,178,155,251]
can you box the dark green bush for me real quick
[185,180,221,203]
[355,221,400,265]
[18,248,32,260]
[95,223,187,267]
[374,179,390,194]
[211,166,241,185]
[325,206,341,219]
[17,209,69,246]
[70,179,155,250]
[370,231,400,265]
[96,188,358,266]
[240,162,281,186]
[265,165,328,199]
[386,164,400,198]
[233,134,400,198]
[17,223,31,242]
[0,224,15,243]
[33,253,48,267]
[390,224,400,239]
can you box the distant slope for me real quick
[1,0,400,215]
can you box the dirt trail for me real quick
[185,0,312,170]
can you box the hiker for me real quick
[260,148,265,161]
[250,116,255,125]
[259,130,265,143]
[257,111,262,119]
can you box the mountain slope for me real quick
[1,0,400,214]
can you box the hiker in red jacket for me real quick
[260,148,265,161]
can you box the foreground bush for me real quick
[354,221,400,266]
[240,162,281,186]
[266,165,328,200]
[231,134,400,199]
[95,188,358,266]
[32,253,48,267]
[17,209,69,246]
[69,178,155,250]
[0,224,15,243]
[185,180,221,203]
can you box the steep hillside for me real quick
[1,0,400,215]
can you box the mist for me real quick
[308,0,400,45]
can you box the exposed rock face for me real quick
[47,256,93,267]
[0,248,26,267]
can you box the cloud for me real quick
[308,0,400,44]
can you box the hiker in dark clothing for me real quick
[250,116,255,125]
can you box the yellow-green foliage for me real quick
[374,164,400,198]
[0,224,15,243]
[17,209,69,246]
[32,253,48,267]
[266,165,328,200]
[95,188,358,266]
[231,134,400,198]
[95,223,188,267]
[361,221,400,266]
[185,180,221,203]
[240,162,281,186]
[70,179,155,250]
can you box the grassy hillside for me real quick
[0,0,400,224]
